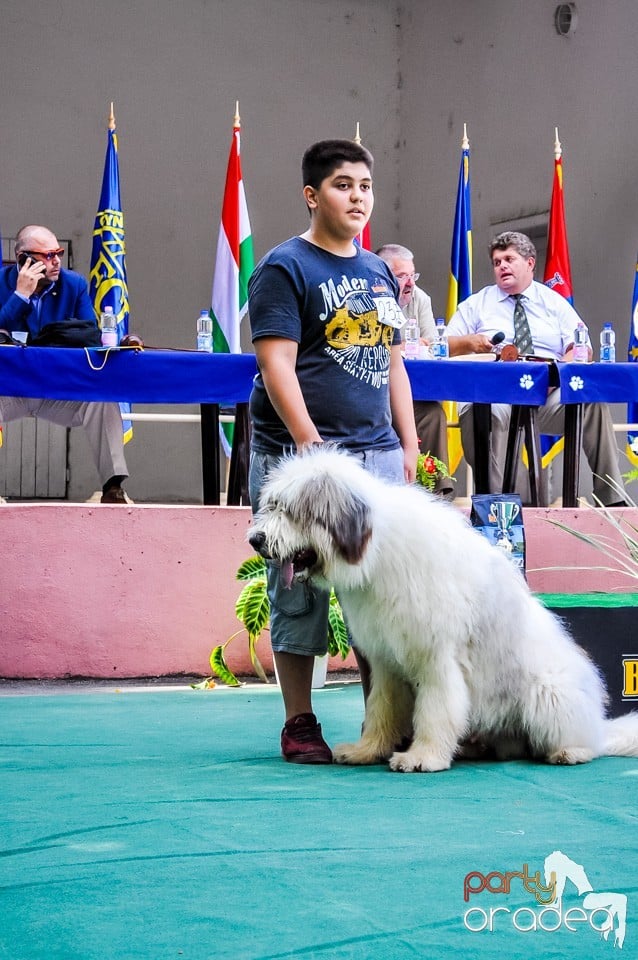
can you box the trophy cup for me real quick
[489,500,520,555]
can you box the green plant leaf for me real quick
[237,579,270,637]
[210,643,241,687]
[327,591,350,659]
[237,555,267,581]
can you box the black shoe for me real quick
[100,486,128,504]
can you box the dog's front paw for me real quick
[547,746,595,765]
[389,745,453,773]
[333,740,387,766]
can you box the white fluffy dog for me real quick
[249,447,638,772]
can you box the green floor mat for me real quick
[1,684,636,959]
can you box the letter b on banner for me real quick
[622,659,638,698]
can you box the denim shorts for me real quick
[248,446,404,656]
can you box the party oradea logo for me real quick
[463,850,627,949]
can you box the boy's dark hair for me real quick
[302,139,374,189]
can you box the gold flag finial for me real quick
[461,123,469,151]
[353,122,362,145]
[108,102,116,131]
[554,126,562,160]
[234,101,241,128]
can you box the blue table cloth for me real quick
[0,347,550,406]
[559,361,638,404]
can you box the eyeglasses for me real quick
[395,272,420,283]
[23,248,65,262]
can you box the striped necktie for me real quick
[512,294,533,355]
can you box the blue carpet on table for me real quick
[1,683,636,960]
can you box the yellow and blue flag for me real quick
[446,128,472,319]
[627,258,638,467]
[89,104,132,443]
[445,126,473,473]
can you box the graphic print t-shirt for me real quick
[248,237,404,454]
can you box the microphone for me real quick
[490,331,505,345]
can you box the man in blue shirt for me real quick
[0,225,129,503]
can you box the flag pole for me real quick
[234,100,240,128]
[554,126,561,160]
[109,102,115,131]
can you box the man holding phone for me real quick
[0,224,130,504]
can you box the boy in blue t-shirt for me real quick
[248,139,419,764]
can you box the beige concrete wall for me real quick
[2,1,638,502]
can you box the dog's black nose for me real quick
[248,530,267,554]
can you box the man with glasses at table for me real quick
[376,243,454,498]
[0,225,129,504]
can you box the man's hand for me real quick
[448,333,493,356]
[15,257,46,299]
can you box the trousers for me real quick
[249,446,405,656]
[458,389,625,506]
[0,397,129,485]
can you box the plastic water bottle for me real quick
[431,318,449,359]
[404,317,420,360]
[599,322,616,363]
[572,320,589,362]
[100,306,119,347]
[196,310,213,353]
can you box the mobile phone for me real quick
[17,253,31,268]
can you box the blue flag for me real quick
[446,134,472,319]
[445,127,473,474]
[627,258,638,467]
[89,109,132,443]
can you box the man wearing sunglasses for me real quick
[0,225,129,504]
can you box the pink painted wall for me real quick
[1,503,635,679]
[0,503,356,680]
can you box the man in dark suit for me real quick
[0,225,129,503]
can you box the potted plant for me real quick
[415,451,453,493]
[197,554,350,688]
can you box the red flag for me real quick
[353,123,371,249]
[540,130,572,468]
[543,132,573,304]
[356,222,371,250]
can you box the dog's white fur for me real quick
[249,447,638,772]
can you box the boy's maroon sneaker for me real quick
[281,712,333,764]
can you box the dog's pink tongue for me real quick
[280,560,294,590]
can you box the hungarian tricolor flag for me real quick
[210,106,254,455]
[541,130,573,467]
[210,105,254,356]
[210,102,255,456]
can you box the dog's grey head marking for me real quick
[286,471,372,564]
